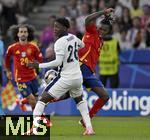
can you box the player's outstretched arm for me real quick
[85,8,114,25]
[27,54,63,69]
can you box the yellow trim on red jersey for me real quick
[15,69,18,82]
[79,46,91,61]
[29,42,40,51]
[6,43,18,54]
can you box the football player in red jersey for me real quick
[5,24,52,127]
[5,24,42,111]
[78,8,115,126]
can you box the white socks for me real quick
[33,101,46,127]
[77,100,92,129]
[33,101,46,116]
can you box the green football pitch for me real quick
[50,116,150,140]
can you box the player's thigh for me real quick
[46,78,70,100]
[69,79,83,98]
[84,77,109,100]
[80,64,104,88]
[84,77,104,89]
[30,78,39,96]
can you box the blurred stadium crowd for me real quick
[0,0,150,87]
[56,0,150,50]
[0,0,47,37]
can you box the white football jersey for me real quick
[54,33,84,79]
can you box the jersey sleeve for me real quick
[39,54,63,69]
[76,37,85,49]
[78,41,91,61]
[5,45,14,69]
[39,38,66,69]
[54,38,66,56]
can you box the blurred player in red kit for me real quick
[5,24,42,111]
[78,8,114,126]
[5,24,52,127]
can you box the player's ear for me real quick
[63,26,67,32]
[17,32,20,37]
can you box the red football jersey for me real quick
[5,42,43,82]
[78,23,103,72]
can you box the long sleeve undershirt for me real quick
[39,54,63,69]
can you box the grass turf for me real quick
[50,116,150,140]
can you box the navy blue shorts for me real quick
[80,64,104,88]
[17,78,39,97]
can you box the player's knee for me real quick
[101,92,109,102]
[105,94,110,101]
[39,96,49,104]
[27,95,36,104]
[27,96,36,109]
[39,91,54,104]
[73,95,83,104]
[93,87,110,102]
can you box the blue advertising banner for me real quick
[119,50,150,89]
[120,50,150,64]
[2,89,150,116]
[119,64,150,88]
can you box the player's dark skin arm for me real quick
[85,10,106,25]
[85,8,114,25]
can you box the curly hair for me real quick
[9,24,35,42]
[101,14,115,31]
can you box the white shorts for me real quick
[45,77,83,99]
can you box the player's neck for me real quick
[58,32,68,38]
[19,40,28,45]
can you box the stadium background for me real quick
[0,0,150,139]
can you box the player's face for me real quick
[17,27,28,42]
[54,22,66,38]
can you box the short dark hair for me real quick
[9,24,35,42]
[55,17,70,28]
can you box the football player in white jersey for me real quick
[27,17,94,135]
